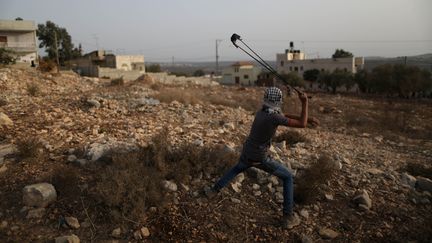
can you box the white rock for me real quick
[65,216,80,229]
[55,234,80,243]
[231,198,241,204]
[23,183,57,208]
[26,208,46,219]
[319,228,339,239]
[67,155,77,162]
[299,209,309,219]
[140,227,150,237]
[162,180,178,192]
[111,227,121,238]
[231,182,241,193]
[0,112,13,126]
[252,184,260,190]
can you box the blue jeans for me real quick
[213,154,294,215]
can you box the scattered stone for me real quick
[0,112,13,126]
[253,190,262,196]
[23,183,57,208]
[401,173,417,188]
[67,155,77,162]
[299,209,309,219]
[268,176,279,186]
[416,177,432,193]
[319,228,339,239]
[325,194,334,201]
[55,234,80,243]
[65,216,80,229]
[231,182,241,193]
[133,230,143,240]
[87,99,100,108]
[367,168,383,175]
[234,173,245,184]
[252,184,260,190]
[111,227,121,238]
[162,180,178,192]
[231,198,241,204]
[140,226,150,237]
[26,208,46,219]
[353,189,372,209]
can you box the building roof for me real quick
[0,20,36,32]
[232,61,254,67]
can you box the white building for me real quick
[276,49,364,77]
[221,61,261,85]
[0,19,38,64]
[70,50,145,80]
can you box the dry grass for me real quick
[91,128,238,223]
[16,137,43,160]
[26,83,40,96]
[294,154,337,204]
[274,130,309,146]
[110,77,125,86]
[37,60,57,72]
[0,97,7,107]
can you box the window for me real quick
[0,36,7,42]
[321,68,324,72]
[280,61,284,67]
[234,67,239,72]
[294,67,299,72]
[344,68,348,72]
[244,74,249,79]
[300,66,303,71]
[289,66,292,71]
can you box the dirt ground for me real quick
[0,67,431,242]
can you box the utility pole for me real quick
[53,31,60,73]
[215,39,222,75]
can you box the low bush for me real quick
[110,77,124,86]
[16,137,43,160]
[26,83,40,96]
[38,60,57,72]
[294,154,337,204]
[92,128,238,223]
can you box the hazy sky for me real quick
[1,0,431,62]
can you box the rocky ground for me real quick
[0,66,431,242]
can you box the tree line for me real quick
[282,64,432,97]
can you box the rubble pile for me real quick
[0,67,431,242]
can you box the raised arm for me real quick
[286,92,308,128]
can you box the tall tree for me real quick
[332,49,353,58]
[303,69,320,81]
[37,21,80,64]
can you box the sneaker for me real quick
[281,213,301,229]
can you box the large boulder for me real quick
[23,183,57,208]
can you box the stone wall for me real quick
[147,72,218,86]
[97,67,144,80]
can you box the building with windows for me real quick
[0,19,38,64]
[70,50,145,80]
[220,61,261,85]
[276,48,364,77]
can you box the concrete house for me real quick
[0,19,38,64]
[221,61,261,86]
[276,48,364,76]
[70,50,145,80]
